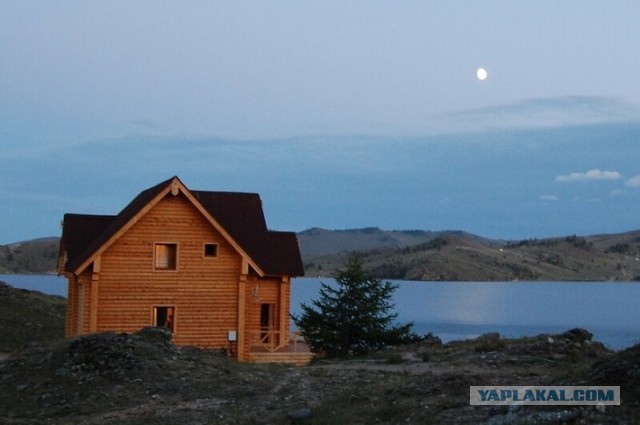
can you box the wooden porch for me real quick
[247,330,314,366]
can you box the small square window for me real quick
[155,243,177,270]
[204,243,218,257]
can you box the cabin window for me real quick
[154,243,177,270]
[153,306,175,332]
[204,243,218,257]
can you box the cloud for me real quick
[439,96,640,136]
[625,175,640,188]
[610,189,628,198]
[539,195,558,201]
[555,169,622,183]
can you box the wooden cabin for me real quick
[58,176,311,364]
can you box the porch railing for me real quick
[249,329,309,353]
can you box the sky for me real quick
[2,1,640,244]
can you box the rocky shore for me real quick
[1,327,638,424]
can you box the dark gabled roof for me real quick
[59,177,304,277]
[59,214,116,269]
[264,230,306,276]
[62,176,174,272]
[192,190,304,275]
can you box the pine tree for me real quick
[293,253,416,357]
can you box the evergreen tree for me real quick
[293,253,416,357]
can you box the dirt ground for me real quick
[1,328,638,424]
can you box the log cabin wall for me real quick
[246,277,281,324]
[65,275,77,337]
[75,270,93,335]
[75,281,83,335]
[92,193,243,351]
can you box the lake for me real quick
[292,278,640,350]
[0,274,69,297]
[2,274,639,350]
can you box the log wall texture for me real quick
[94,194,243,350]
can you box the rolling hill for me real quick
[301,228,640,281]
[0,237,60,274]
[2,228,640,281]
[297,227,468,258]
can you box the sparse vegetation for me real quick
[383,352,404,364]
[424,236,448,250]
[606,243,633,255]
[369,259,410,279]
[0,281,66,351]
[473,332,507,352]
[0,237,60,274]
[1,324,639,424]
[302,229,640,281]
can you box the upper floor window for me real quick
[154,243,177,270]
[204,243,218,258]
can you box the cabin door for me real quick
[260,303,273,344]
[153,306,175,332]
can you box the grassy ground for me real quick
[0,281,66,351]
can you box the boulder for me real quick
[560,328,593,343]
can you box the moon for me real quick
[476,68,488,81]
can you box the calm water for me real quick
[0,274,68,297]
[291,278,640,350]
[2,274,639,350]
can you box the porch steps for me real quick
[247,351,314,366]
